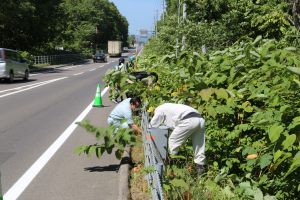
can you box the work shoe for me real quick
[196,164,206,176]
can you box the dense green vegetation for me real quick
[104,0,300,199]
[0,0,128,55]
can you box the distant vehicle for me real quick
[108,41,122,57]
[0,48,29,82]
[123,47,129,52]
[93,52,107,63]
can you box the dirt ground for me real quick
[129,136,151,200]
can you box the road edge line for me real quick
[3,87,109,200]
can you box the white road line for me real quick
[89,69,96,71]
[30,74,38,76]
[3,87,109,200]
[73,72,84,76]
[0,80,54,94]
[63,66,78,70]
[0,77,68,98]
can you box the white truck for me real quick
[108,41,122,57]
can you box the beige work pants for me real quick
[169,117,206,165]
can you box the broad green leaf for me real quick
[115,149,124,160]
[206,106,217,118]
[293,151,300,162]
[215,88,228,99]
[259,154,273,169]
[223,186,234,198]
[238,124,251,131]
[273,150,283,162]
[255,94,268,98]
[179,68,187,78]
[258,174,268,185]
[239,181,251,190]
[250,50,260,58]
[293,116,300,123]
[273,152,292,170]
[96,146,105,158]
[268,125,284,143]
[242,101,254,113]
[293,79,300,87]
[199,88,214,101]
[253,188,263,200]
[282,134,296,150]
[170,179,189,190]
[234,54,246,61]
[242,146,257,156]
[287,67,300,75]
[74,145,86,155]
[88,145,97,157]
[284,47,297,51]
[163,184,171,191]
[253,35,262,46]
[285,151,300,177]
[264,195,277,200]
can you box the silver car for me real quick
[0,48,29,82]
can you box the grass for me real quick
[129,135,151,200]
[129,135,237,200]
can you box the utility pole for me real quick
[181,0,186,50]
[175,0,180,58]
[155,9,159,37]
[162,0,165,21]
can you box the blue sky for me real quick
[109,0,164,35]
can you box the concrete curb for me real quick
[118,145,131,200]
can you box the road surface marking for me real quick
[63,66,79,69]
[0,77,68,98]
[89,69,96,71]
[73,72,84,76]
[0,79,62,94]
[3,87,109,200]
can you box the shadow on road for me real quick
[0,79,37,85]
[84,164,119,172]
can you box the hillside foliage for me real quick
[0,0,128,55]
[104,0,300,199]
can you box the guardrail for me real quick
[34,54,84,65]
[141,108,169,200]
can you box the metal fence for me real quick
[34,54,84,65]
[141,108,169,200]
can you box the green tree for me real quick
[0,0,63,53]
[59,0,128,55]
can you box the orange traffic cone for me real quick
[93,84,103,107]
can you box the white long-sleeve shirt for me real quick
[150,103,200,129]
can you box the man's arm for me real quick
[150,111,164,128]
[129,123,142,133]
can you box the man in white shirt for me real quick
[150,103,206,175]
[108,97,142,134]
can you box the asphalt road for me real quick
[0,56,124,200]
